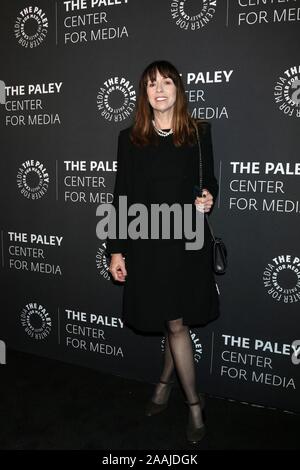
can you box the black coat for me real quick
[105,121,220,333]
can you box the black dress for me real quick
[105,121,220,333]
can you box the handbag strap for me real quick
[193,120,216,242]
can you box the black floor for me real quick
[0,349,299,451]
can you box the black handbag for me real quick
[193,121,228,275]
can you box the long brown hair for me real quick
[130,60,205,148]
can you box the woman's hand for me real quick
[109,253,127,282]
[194,188,214,213]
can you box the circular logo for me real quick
[96,244,112,281]
[17,160,50,200]
[96,76,136,122]
[21,302,52,340]
[14,6,48,48]
[170,0,217,31]
[161,330,203,363]
[274,65,300,118]
[263,255,300,303]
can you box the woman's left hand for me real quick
[194,188,214,213]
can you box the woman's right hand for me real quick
[109,253,127,282]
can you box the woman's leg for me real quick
[160,328,175,382]
[151,328,175,404]
[166,318,203,428]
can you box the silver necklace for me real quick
[152,119,173,137]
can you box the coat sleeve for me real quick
[105,131,128,257]
[201,122,219,202]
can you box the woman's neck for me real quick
[152,111,173,129]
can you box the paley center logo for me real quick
[0,340,6,365]
[274,65,300,118]
[21,302,52,340]
[96,242,112,281]
[0,80,5,105]
[96,76,136,122]
[96,196,205,251]
[263,254,300,304]
[170,0,217,30]
[14,6,48,48]
[17,160,50,200]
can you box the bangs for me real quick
[143,62,178,86]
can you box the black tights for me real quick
[152,318,203,427]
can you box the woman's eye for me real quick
[147,80,172,87]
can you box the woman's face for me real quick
[146,69,177,116]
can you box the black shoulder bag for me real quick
[193,122,228,275]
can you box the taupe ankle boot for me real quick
[185,393,206,444]
[145,379,175,416]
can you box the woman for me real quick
[105,60,220,444]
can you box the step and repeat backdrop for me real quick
[1,0,299,412]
